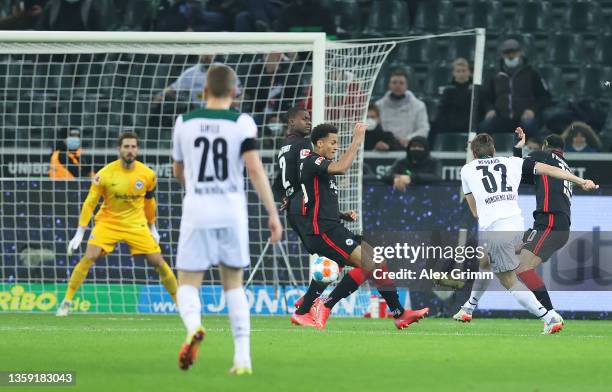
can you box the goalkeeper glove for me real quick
[149,224,160,244]
[67,226,87,256]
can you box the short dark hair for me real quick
[206,64,236,98]
[311,123,338,145]
[471,133,495,158]
[544,134,564,150]
[118,131,139,147]
[367,102,380,117]
[390,67,408,80]
[287,106,308,120]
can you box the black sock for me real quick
[377,288,405,318]
[324,274,360,309]
[296,279,328,315]
[532,287,554,311]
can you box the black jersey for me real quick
[299,152,341,235]
[523,150,572,219]
[273,133,312,215]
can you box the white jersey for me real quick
[172,108,257,228]
[461,156,534,230]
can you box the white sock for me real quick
[177,285,202,337]
[225,287,251,368]
[509,281,552,322]
[462,267,492,313]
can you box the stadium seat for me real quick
[578,65,612,99]
[364,0,409,35]
[433,133,469,151]
[448,35,475,62]
[491,133,515,152]
[595,33,612,66]
[413,0,457,33]
[537,65,567,101]
[390,39,436,67]
[546,32,584,65]
[515,0,552,33]
[424,63,452,97]
[565,0,602,33]
[464,0,505,33]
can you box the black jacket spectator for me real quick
[435,78,484,134]
[484,56,551,121]
[365,122,403,151]
[382,136,442,186]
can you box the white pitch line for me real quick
[0,326,606,339]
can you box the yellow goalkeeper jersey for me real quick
[79,160,157,230]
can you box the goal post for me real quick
[0,31,395,315]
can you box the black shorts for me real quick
[301,224,360,266]
[522,213,570,262]
[287,213,309,244]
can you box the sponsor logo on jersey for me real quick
[135,180,144,190]
[300,149,311,159]
[315,156,325,165]
[346,239,354,246]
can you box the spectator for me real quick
[154,54,242,107]
[37,0,110,31]
[480,39,551,137]
[244,52,300,122]
[433,58,484,135]
[49,128,92,180]
[0,1,43,29]
[364,103,402,151]
[276,0,336,36]
[376,68,430,148]
[382,136,442,191]
[562,121,602,153]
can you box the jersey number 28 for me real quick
[194,136,228,182]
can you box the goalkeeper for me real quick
[56,131,178,316]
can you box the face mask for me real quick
[366,118,378,131]
[66,137,81,150]
[267,123,284,135]
[410,150,427,162]
[504,57,520,68]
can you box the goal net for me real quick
[0,32,394,315]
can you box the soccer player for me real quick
[457,128,573,324]
[453,133,597,333]
[57,132,178,316]
[172,64,282,374]
[297,123,429,330]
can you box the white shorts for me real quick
[480,214,524,273]
[176,225,250,271]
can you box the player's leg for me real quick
[492,241,563,334]
[454,255,492,322]
[57,224,115,317]
[126,226,178,303]
[219,264,252,375]
[144,253,178,303]
[175,227,211,371]
[218,226,252,375]
[176,270,206,370]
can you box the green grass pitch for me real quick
[0,314,610,392]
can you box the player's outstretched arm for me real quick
[534,162,599,191]
[327,122,367,175]
[243,150,283,243]
[68,182,101,255]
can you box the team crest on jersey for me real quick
[346,239,354,246]
[135,180,144,190]
[300,149,311,159]
[93,175,101,185]
[315,156,324,165]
